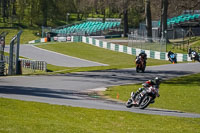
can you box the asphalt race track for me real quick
[1,62,200,118]
[2,45,200,118]
[4,45,108,67]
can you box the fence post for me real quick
[16,31,23,75]
[8,41,14,75]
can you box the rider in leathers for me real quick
[136,51,147,66]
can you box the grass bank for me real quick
[36,42,170,73]
[104,73,200,114]
[0,98,199,133]
[1,28,40,44]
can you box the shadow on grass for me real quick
[163,74,200,86]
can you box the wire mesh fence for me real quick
[128,34,167,52]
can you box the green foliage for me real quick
[104,73,200,113]
[0,0,145,28]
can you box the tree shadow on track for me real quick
[61,69,193,83]
[0,86,90,100]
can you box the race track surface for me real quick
[4,45,108,67]
[1,62,200,118]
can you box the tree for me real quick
[123,0,129,37]
[145,0,152,39]
[160,0,168,40]
[114,0,131,37]
[2,0,7,22]
[40,0,48,26]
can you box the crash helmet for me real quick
[141,50,145,54]
[153,77,162,85]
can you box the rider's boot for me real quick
[150,97,156,104]
[150,100,155,103]
[132,92,139,105]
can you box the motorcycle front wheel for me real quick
[126,99,133,108]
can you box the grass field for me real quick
[36,42,170,73]
[104,73,200,114]
[1,28,40,44]
[0,98,199,133]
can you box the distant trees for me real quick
[0,0,199,33]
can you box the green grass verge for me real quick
[166,43,189,54]
[167,37,200,53]
[2,28,40,44]
[192,39,200,47]
[0,98,199,133]
[104,73,200,114]
[36,42,170,73]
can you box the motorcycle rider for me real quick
[167,51,177,63]
[167,51,174,59]
[188,48,200,62]
[132,77,161,105]
[136,51,147,66]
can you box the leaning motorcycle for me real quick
[135,56,146,73]
[126,86,159,109]
[169,54,177,63]
[190,51,200,62]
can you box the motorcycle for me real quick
[135,56,146,73]
[190,51,200,62]
[126,86,159,109]
[169,54,177,63]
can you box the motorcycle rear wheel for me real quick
[142,66,145,72]
[136,66,139,73]
[139,95,152,109]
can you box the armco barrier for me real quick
[82,36,192,62]
[28,36,193,62]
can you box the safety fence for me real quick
[4,56,47,71]
[128,34,167,52]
